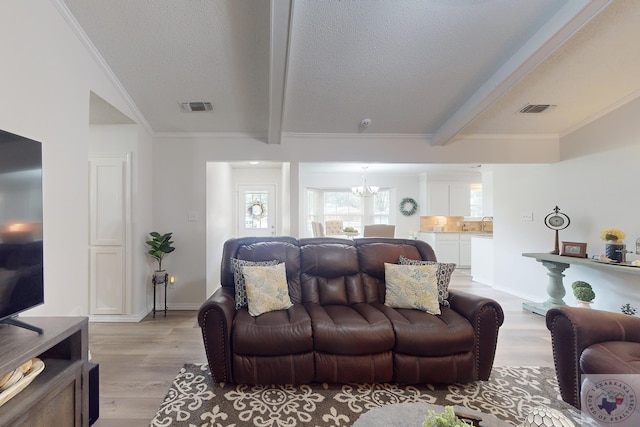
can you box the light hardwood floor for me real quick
[89,270,553,427]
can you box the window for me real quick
[372,191,390,224]
[470,184,483,218]
[306,188,390,234]
[323,190,362,230]
[244,191,269,229]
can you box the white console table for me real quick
[522,252,640,315]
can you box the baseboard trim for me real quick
[167,303,202,310]
[89,304,201,323]
[89,312,148,323]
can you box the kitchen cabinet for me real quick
[459,234,472,267]
[418,232,471,267]
[435,233,459,264]
[426,184,449,215]
[471,235,494,286]
[426,183,470,216]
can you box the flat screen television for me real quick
[0,130,44,334]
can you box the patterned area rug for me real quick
[150,364,581,427]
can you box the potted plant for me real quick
[621,303,637,315]
[146,232,175,283]
[343,226,358,237]
[600,228,626,244]
[600,228,626,262]
[572,281,595,308]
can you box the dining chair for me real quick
[311,221,325,237]
[363,224,395,238]
[325,220,343,235]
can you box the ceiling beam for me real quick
[267,0,293,144]
[431,0,611,146]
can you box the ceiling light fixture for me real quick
[352,166,379,197]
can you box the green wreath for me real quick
[399,197,418,216]
[248,200,267,220]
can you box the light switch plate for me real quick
[521,212,533,222]
[188,211,199,221]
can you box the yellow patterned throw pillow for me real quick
[242,263,293,316]
[384,263,440,315]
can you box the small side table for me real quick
[152,272,168,318]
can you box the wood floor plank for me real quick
[90,271,553,427]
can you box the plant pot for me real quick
[153,270,167,284]
[577,300,592,308]
[605,241,625,262]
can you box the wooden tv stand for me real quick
[0,317,88,426]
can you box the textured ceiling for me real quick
[283,0,563,134]
[464,0,640,136]
[59,0,636,146]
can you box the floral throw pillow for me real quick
[384,263,440,315]
[231,258,279,310]
[398,256,456,306]
[242,263,293,317]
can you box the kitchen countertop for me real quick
[420,231,493,237]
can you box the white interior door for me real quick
[89,154,131,315]
[237,185,276,237]
[89,246,124,315]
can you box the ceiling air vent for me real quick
[180,101,213,112]
[518,104,555,114]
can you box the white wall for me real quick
[1,1,152,317]
[493,94,640,313]
[206,163,233,298]
[482,170,494,216]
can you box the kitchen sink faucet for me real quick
[481,216,493,232]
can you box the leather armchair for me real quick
[546,306,640,408]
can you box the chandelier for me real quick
[352,167,379,197]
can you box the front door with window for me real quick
[237,185,276,237]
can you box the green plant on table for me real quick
[343,227,357,233]
[571,281,595,302]
[423,406,473,427]
[146,232,175,271]
[621,303,637,315]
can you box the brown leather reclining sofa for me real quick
[198,236,504,385]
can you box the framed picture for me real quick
[561,241,587,258]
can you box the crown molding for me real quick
[152,131,560,146]
[282,132,433,142]
[153,132,267,140]
[51,0,154,136]
[455,133,559,142]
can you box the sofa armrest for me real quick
[546,306,640,408]
[447,289,504,380]
[198,286,236,384]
